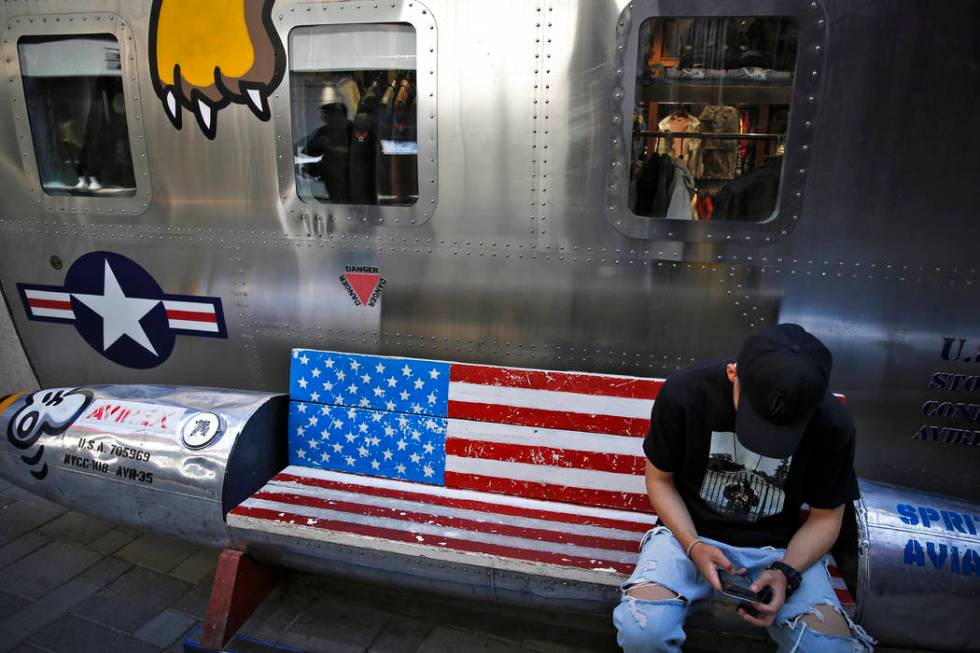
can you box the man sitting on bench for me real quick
[614,324,875,652]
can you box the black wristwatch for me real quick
[767,561,803,598]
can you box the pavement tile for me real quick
[115,533,199,573]
[0,590,32,617]
[0,486,64,511]
[163,621,202,653]
[27,613,159,653]
[417,627,525,653]
[0,534,50,571]
[0,501,65,541]
[74,566,191,633]
[367,615,433,653]
[35,511,115,546]
[238,583,318,643]
[170,547,219,584]
[170,571,215,619]
[0,578,101,651]
[78,556,133,587]
[276,595,391,653]
[87,528,138,555]
[0,541,102,600]
[133,608,198,649]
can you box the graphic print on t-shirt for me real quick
[699,431,791,522]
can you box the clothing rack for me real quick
[640,130,783,141]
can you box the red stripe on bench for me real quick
[450,364,663,399]
[273,472,655,532]
[444,472,654,513]
[446,439,647,475]
[251,490,639,552]
[447,401,649,437]
[231,505,636,574]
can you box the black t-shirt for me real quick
[643,359,859,548]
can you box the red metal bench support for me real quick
[201,549,283,649]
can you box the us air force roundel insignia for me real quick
[17,251,227,369]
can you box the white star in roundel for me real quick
[375,362,385,374]
[323,381,334,391]
[429,369,441,380]
[325,358,335,368]
[409,453,421,464]
[422,464,434,478]
[296,449,307,459]
[332,443,343,453]
[336,370,346,381]
[427,392,437,405]
[347,383,359,395]
[298,378,308,389]
[399,390,410,401]
[320,452,330,462]
[401,364,413,378]
[308,438,318,449]
[358,446,369,458]
[345,432,357,443]
[307,416,318,426]
[297,404,308,413]
[310,392,320,402]
[361,373,371,384]
[311,368,321,378]
[299,354,309,365]
[387,377,398,388]
[345,455,355,467]
[350,359,360,371]
[384,425,395,437]
[385,400,396,411]
[359,398,370,407]
[423,442,434,454]
[370,459,381,470]
[382,449,393,461]
[413,379,424,390]
[396,438,407,450]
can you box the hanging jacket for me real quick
[698,105,740,180]
[656,113,703,179]
[712,155,783,221]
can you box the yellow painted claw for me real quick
[148,0,285,139]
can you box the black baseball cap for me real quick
[735,323,832,459]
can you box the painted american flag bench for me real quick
[227,348,855,615]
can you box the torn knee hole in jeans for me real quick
[782,600,875,648]
[624,581,687,602]
[622,583,686,630]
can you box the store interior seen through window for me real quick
[630,17,798,222]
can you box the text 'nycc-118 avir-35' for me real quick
[0,1,977,651]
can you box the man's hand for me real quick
[689,542,745,592]
[739,569,787,626]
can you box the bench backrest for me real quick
[287,349,661,512]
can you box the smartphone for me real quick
[716,569,774,617]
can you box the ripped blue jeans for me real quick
[613,527,875,653]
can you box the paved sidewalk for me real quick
[0,478,759,653]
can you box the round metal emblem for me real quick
[180,412,224,449]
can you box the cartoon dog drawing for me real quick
[149,0,285,139]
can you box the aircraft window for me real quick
[18,34,136,198]
[629,17,798,222]
[289,23,418,207]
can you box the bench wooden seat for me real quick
[227,348,855,615]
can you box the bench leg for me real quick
[200,548,283,649]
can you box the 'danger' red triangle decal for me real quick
[344,273,382,305]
